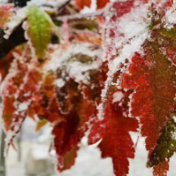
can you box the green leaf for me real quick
[26,4,53,60]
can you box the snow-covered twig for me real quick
[55,1,113,21]
[55,10,104,21]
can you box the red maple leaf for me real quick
[122,27,176,175]
[89,83,138,176]
[53,80,96,171]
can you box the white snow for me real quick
[112,91,124,103]
[4,7,27,39]
[44,43,102,85]
[30,0,68,9]
[54,78,65,88]
[97,1,151,121]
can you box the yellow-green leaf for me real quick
[26,4,53,60]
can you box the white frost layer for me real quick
[105,2,151,75]
[45,43,102,85]
[112,91,124,103]
[30,0,68,8]
[97,1,151,120]
[163,3,176,29]
[4,7,27,39]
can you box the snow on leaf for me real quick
[122,25,176,172]
[5,68,43,151]
[27,71,61,123]
[1,51,43,152]
[25,4,53,60]
[89,71,138,176]
[45,43,103,85]
[0,4,13,30]
[4,7,27,39]
[53,91,96,171]
[98,0,150,120]
[2,58,27,132]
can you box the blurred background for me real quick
[0,117,176,176]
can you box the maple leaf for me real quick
[1,50,43,150]
[153,160,169,176]
[122,25,176,174]
[53,78,96,171]
[2,59,27,132]
[147,118,176,167]
[89,70,138,176]
[75,0,91,10]
[5,68,42,150]
[51,47,107,171]
[0,4,13,30]
[27,71,61,123]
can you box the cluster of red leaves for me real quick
[2,1,176,176]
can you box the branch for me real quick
[57,0,73,12]
[55,1,113,21]
[55,10,104,21]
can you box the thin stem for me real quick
[55,1,113,21]
[55,10,104,21]
[57,0,72,12]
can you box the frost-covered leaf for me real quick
[2,58,27,132]
[122,25,176,174]
[25,4,53,60]
[0,4,13,30]
[4,7,27,39]
[53,81,96,171]
[27,71,61,123]
[1,50,43,151]
[89,71,138,176]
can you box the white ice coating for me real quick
[112,91,124,103]
[163,2,176,29]
[4,7,27,39]
[30,0,68,9]
[45,43,102,85]
[105,1,151,75]
[97,1,151,120]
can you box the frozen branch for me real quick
[55,1,114,21]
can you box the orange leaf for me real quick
[153,160,169,176]
[35,119,48,131]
